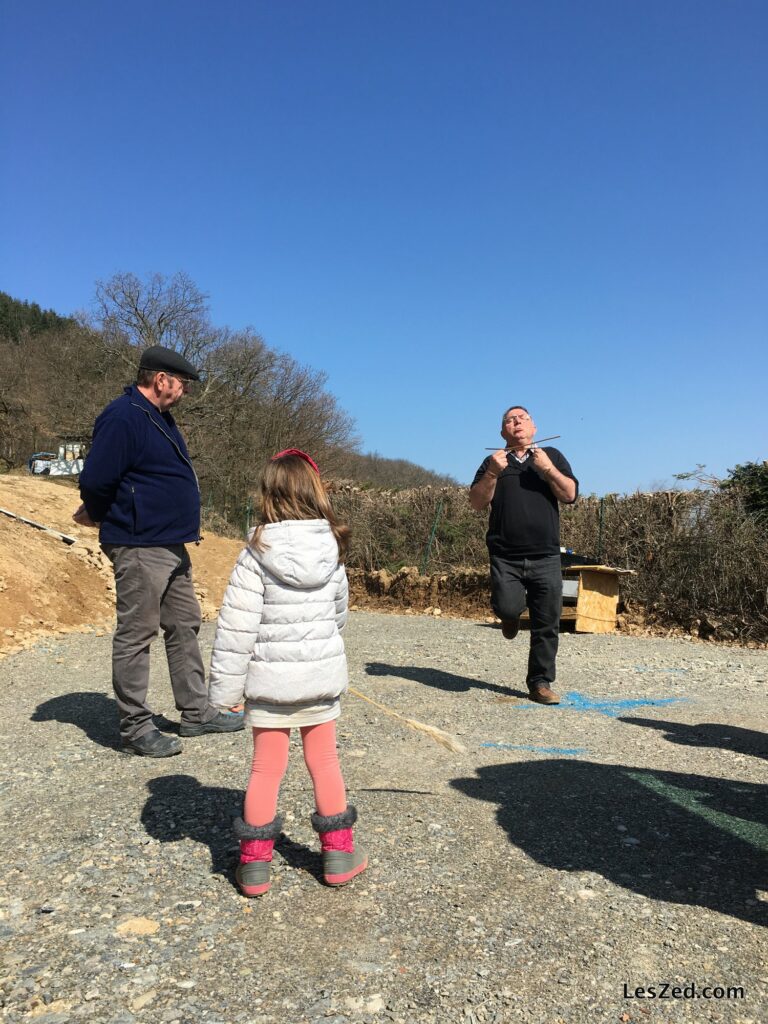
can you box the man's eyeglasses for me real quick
[505,414,530,423]
[164,372,196,389]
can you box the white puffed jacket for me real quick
[207,519,348,711]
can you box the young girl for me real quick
[208,449,367,896]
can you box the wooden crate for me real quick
[564,565,635,633]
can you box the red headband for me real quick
[270,448,320,475]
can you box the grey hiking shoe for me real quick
[180,711,245,737]
[122,729,182,757]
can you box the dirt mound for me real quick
[0,474,242,657]
[0,474,497,659]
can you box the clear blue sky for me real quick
[1,0,766,492]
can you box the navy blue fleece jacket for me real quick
[79,385,200,546]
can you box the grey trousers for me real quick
[102,544,216,742]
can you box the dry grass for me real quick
[348,685,467,754]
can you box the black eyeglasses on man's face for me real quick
[163,372,196,389]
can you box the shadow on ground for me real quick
[366,661,513,697]
[30,692,207,746]
[31,691,122,750]
[141,774,323,883]
[620,717,768,760]
[452,759,768,926]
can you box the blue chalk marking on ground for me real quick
[559,691,689,717]
[481,742,588,756]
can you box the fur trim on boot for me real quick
[310,805,357,833]
[233,815,283,841]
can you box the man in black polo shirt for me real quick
[469,406,578,704]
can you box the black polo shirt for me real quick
[471,447,578,559]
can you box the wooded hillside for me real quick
[0,278,455,518]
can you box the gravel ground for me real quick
[1,612,766,1024]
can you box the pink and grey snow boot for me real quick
[311,805,368,886]
[233,815,283,897]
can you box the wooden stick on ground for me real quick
[349,686,466,755]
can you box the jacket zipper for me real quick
[130,402,202,541]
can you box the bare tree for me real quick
[4,274,364,521]
[93,271,217,365]
[0,320,131,465]
[179,335,359,521]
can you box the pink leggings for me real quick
[244,720,348,826]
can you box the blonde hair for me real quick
[251,454,350,561]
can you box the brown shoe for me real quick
[501,618,520,640]
[528,685,560,705]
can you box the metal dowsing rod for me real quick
[484,434,561,450]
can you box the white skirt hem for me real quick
[244,697,341,729]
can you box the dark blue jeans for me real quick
[490,552,562,688]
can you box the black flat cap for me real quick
[138,345,201,381]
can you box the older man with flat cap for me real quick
[74,345,244,756]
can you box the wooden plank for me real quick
[575,569,619,633]
[567,564,635,575]
[519,563,633,633]
[0,507,77,545]
[521,607,577,624]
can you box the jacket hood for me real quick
[252,520,341,587]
